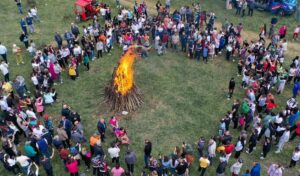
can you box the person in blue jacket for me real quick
[250,162,261,176]
[292,82,300,97]
[20,18,27,35]
[202,45,209,63]
[289,108,300,127]
[180,33,187,53]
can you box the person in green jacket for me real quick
[24,141,39,165]
[83,50,90,71]
[240,100,250,115]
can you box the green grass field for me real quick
[0,0,300,175]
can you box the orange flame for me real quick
[113,48,137,95]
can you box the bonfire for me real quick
[104,47,143,112]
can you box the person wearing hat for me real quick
[230,158,243,176]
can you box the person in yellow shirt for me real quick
[2,81,13,93]
[68,64,76,80]
[12,44,24,65]
[199,155,210,176]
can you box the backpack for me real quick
[98,160,106,172]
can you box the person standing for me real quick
[12,43,24,65]
[20,18,27,35]
[198,155,210,176]
[289,147,300,168]
[15,0,23,14]
[216,157,227,176]
[268,163,283,176]
[108,143,120,164]
[96,40,104,58]
[57,124,71,148]
[16,153,31,175]
[40,151,55,176]
[175,158,188,176]
[0,42,8,63]
[241,1,247,17]
[260,138,271,160]
[275,128,290,153]
[26,15,34,34]
[54,32,63,49]
[197,137,205,157]
[66,159,79,176]
[111,164,125,176]
[125,150,137,174]
[19,32,29,48]
[97,118,106,142]
[250,162,261,176]
[144,139,152,168]
[228,78,235,99]
[0,61,9,82]
[202,45,209,63]
[230,159,243,176]
[248,1,254,16]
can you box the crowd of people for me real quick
[0,0,300,176]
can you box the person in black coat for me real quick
[61,104,71,120]
[54,32,63,49]
[144,139,152,168]
[247,129,258,154]
[97,118,106,142]
[260,138,271,159]
[216,158,227,175]
[228,78,236,99]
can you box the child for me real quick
[79,144,91,171]
[238,115,245,131]
[293,25,300,40]
[157,42,163,56]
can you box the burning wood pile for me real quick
[104,48,143,112]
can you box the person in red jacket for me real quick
[265,99,277,113]
[290,122,300,141]
[224,142,234,162]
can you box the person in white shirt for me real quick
[96,40,104,58]
[0,42,8,63]
[16,154,31,174]
[54,61,63,83]
[0,96,9,111]
[5,155,21,174]
[31,73,39,89]
[289,147,300,167]
[230,159,243,176]
[30,7,40,22]
[268,163,283,176]
[0,61,9,82]
[275,128,290,153]
[26,108,37,119]
[293,25,300,40]
[108,143,120,164]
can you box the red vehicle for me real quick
[74,0,98,21]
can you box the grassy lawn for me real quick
[0,0,300,175]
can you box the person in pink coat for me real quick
[48,61,57,80]
[66,159,79,176]
[279,25,287,39]
[35,96,44,117]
